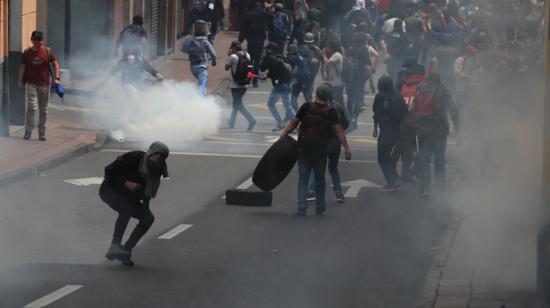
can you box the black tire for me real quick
[252,135,298,191]
[225,189,273,206]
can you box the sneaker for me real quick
[419,187,430,198]
[335,191,345,203]
[307,191,316,201]
[23,130,31,140]
[381,184,400,191]
[247,119,257,131]
[226,120,235,129]
[105,243,130,261]
[315,207,326,215]
[400,176,415,183]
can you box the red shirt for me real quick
[21,46,56,87]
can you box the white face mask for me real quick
[127,54,136,63]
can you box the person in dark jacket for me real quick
[239,0,269,87]
[413,73,459,196]
[279,84,352,216]
[373,76,408,191]
[99,142,170,266]
[260,42,295,131]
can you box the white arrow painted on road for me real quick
[63,177,104,186]
[236,176,254,190]
[342,179,382,198]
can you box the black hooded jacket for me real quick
[103,142,169,200]
[373,77,407,137]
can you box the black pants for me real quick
[99,182,155,250]
[247,40,264,85]
[417,129,447,192]
[377,133,400,186]
[392,128,417,180]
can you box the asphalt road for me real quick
[0,80,452,307]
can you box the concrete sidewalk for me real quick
[0,121,104,188]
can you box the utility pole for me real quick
[539,0,550,306]
[8,0,24,125]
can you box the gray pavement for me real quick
[0,74,458,307]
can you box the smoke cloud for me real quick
[90,79,223,147]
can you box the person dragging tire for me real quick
[100,142,170,266]
[225,40,256,130]
[373,76,408,191]
[279,84,352,216]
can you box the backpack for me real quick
[413,83,438,123]
[276,55,292,79]
[336,55,354,86]
[301,45,321,74]
[187,38,206,64]
[271,13,287,41]
[298,102,333,151]
[232,52,253,85]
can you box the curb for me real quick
[0,130,108,189]
[415,214,463,308]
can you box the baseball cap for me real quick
[303,32,314,44]
[230,40,242,50]
[31,31,43,39]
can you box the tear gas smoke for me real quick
[92,80,223,147]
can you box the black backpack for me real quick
[337,55,354,86]
[271,12,288,41]
[232,52,253,85]
[301,45,321,74]
[298,102,333,151]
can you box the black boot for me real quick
[23,130,32,140]
[105,243,130,261]
[38,128,46,141]
[120,244,135,266]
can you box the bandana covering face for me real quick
[139,141,170,199]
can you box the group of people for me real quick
[92,0,546,265]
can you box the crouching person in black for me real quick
[99,141,170,266]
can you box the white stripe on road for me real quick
[101,149,379,164]
[236,177,254,190]
[158,224,193,240]
[24,285,83,308]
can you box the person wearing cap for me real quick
[225,40,256,130]
[260,42,295,131]
[17,30,60,141]
[298,32,322,103]
[100,141,170,266]
[115,15,148,58]
[182,20,217,96]
[279,84,352,216]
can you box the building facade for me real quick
[0,0,184,134]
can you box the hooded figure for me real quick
[373,76,408,190]
[100,141,170,266]
[140,141,170,199]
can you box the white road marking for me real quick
[342,179,382,198]
[158,224,193,240]
[63,177,104,186]
[236,177,254,190]
[24,285,83,308]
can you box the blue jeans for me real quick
[308,138,342,193]
[298,151,327,211]
[228,88,255,127]
[191,65,208,96]
[267,83,295,125]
